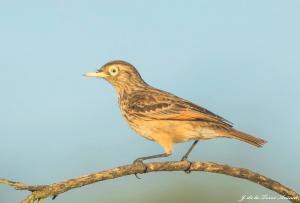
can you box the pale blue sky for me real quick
[0,1,299,203]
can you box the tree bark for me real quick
[1,161,299,203]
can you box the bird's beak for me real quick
[83,71,108,78]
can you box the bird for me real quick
[84,60,267,163]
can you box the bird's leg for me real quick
[181,140,199,161]
[133,153,170,164]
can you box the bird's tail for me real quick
[228,129,267,147]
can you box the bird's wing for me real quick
[127,89,233,127]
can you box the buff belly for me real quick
[128,119,220,154]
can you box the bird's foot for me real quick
[133,158,148,179]
[133,158,144,164]
[181,159,193,174]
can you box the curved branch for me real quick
[1,161,299,203]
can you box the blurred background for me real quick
[0,0,299,202]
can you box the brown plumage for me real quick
[84,60,267,162]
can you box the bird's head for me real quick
[84,60,147,91]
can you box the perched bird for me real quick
[84,60,267,163]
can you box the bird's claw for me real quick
[133,158,144,164]
[182,159,192,174]
[133,158,148,179]
[134,173,142,179]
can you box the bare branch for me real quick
[1,161,299,203]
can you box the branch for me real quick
[1,161,299,203]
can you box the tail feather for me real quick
[228,129,267,147]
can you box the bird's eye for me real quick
[109,67,119,76]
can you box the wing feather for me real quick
[127,89,233,127]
